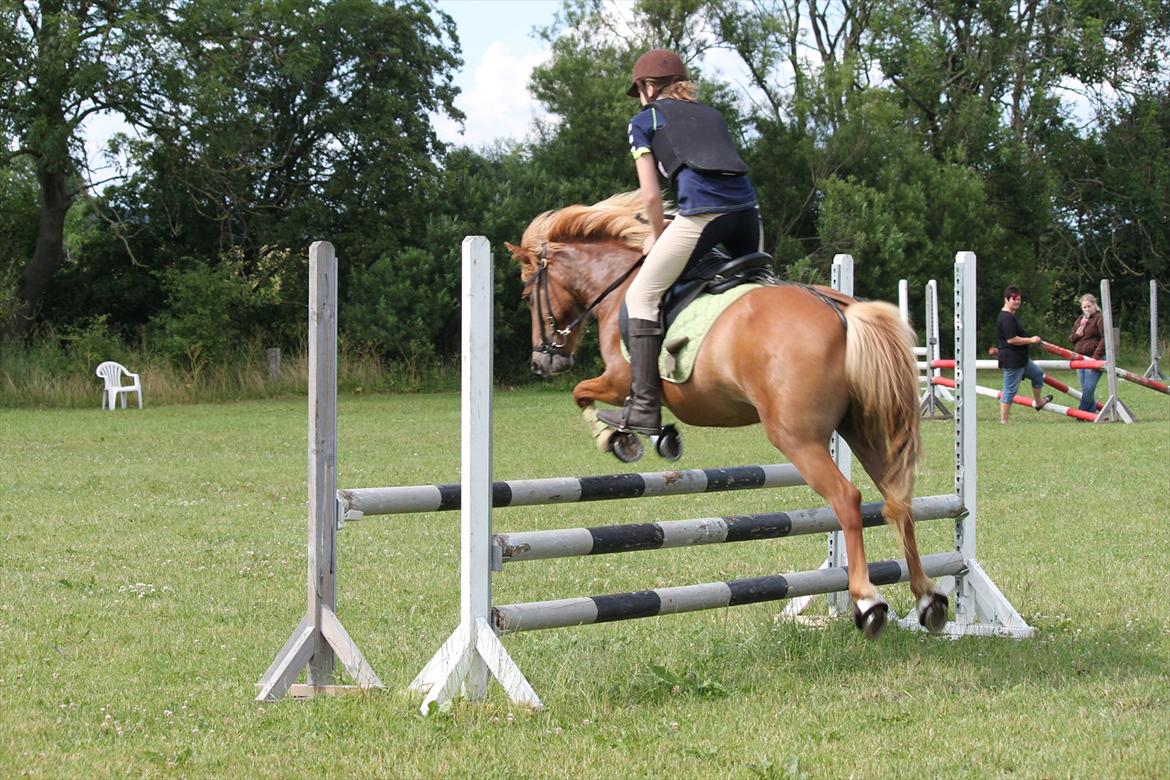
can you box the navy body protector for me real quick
[646,99,749,182]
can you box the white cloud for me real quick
[435,41,552,149]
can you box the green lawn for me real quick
[1,379,1167,778]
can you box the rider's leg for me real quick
[597,215,711,434]
[721,206,764,257]
[596,317,664,433]
[597,208,761,435]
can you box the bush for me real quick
[149,263,254,370]
[61,314,130,369]
[343,248,458,361]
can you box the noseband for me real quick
[527,242,644,358]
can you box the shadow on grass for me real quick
[513,610,1168,709]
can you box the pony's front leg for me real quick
[572,372,628,408]
[573,374,628,452]
[581,404,616,452]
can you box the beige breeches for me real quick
[625,213,722,321]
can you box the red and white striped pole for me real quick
[1040,373,1102,411]
[1041,341,1169,395]
[932,359,1101,410]
[931,377,1097,422]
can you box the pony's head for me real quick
[508,192,654,376]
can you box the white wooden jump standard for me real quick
[827,256,852,615]
[919,278,954,419]
[1096,279,1136,423]
[256,241,382,701]
[1146,280,1165,380]
[926,252,1033,637]
[409,236,540,712]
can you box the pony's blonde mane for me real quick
[510,192,659,280]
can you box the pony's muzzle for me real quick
[531,350,574,377]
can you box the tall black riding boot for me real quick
[597,318,663,434]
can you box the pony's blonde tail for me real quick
[843,301,922,513]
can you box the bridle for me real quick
[526,241,644,357]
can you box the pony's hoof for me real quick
[652,425,683,461]
[917,591,950,633]
[610,431,644,463]
[853,595,888,640]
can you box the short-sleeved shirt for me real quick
[995,310,1030,369]
[628,105,757,216]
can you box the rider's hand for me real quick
[642,232,656,256]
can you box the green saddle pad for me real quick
[622,284,761,384]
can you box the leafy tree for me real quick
[2,0,464,345]
[136,0,462,264]
[1048,92,1169,333]
[0,154,38,312]
[0,0,173,339]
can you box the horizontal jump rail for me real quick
[931,377,1096,421]
[926,358,1104,372]
[1041,373,1102,411]
[340,463,805,519]
[1040,341,1168,394]
[496,494,964,564]
[929,363,1103,410]
[492,552,966,633]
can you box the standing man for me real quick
[995,285,1053,424]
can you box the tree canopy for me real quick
[1,0,1166,375]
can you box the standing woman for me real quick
[597,49,763,436]
[1069,293,1106,413]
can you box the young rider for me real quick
[596,49,763,436]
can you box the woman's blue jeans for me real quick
[1077,368,1102,412]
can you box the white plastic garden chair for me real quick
[95,361,143,410]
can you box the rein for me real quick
[529,242,644,354]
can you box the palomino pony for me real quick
[506,192,948,637]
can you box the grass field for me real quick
[1,378,1167,778]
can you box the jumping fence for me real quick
[903,275,1170,423]
[256,242,1035,712]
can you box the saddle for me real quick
[619,249,778,347]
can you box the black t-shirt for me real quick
[995,310,1030,368]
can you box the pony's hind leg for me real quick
[844,426,949,632]
[776,439,889,638]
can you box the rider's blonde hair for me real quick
[641,78,696,102]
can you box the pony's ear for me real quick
[504,241,530,262]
